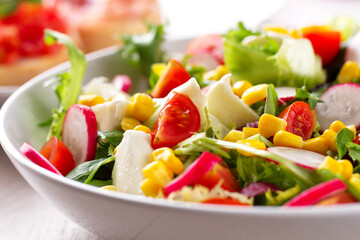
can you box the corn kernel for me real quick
[319,156,339,173]
[321,129,337,152]
[134,125,151,134]
[113,146,118,155]
[223,130,245,142]
[347,125,357,139]
[338,160,353,180]
[337,61,360,83]
[263,25,290,35]
[243,127,260,138]
[349,174,360,192]
[241,84,268,106]
[143,161,174,187]
[78,94,105,107]
[258,113,287,138]
[236,139,266,156]
[152,63,167,76]
[207,65,229,81]
[128,93,155,122]
[151,148,184,174]
[329,120,347,133]
[302,137,329,155]
[99,185,118,191]
[121,117,141,131]
[232,80,253,98]
[141,178,161,197]
[273,130,304,148]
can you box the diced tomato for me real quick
[151,59,191,98]
[202,197,249,206]
[196,163,240,192]
[315,191,358,206]
[278,101,316,140]
[40,136,75,175]
[0,24,20,63]
[151,92,200,149]
[354,133,360,145]
[186,34,224,64]
[301,26,341,66]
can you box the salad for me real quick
[20,18,360,207]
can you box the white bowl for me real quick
[1,41,360,240]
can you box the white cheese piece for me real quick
[112,130,153,195]
[82,77,129,101]
[206,74,259,127]
[91,100,129,131]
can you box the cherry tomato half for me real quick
[278,101,316,140]
[151,92,201,149]
[40,136,75,175]
[186,34,224,64]
[151,59,191,98]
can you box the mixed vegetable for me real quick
[20,18,360,207]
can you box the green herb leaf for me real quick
[336,128,354,159]
[44,29,86,140]
[0,0,18,17]
[96,130,124,159]
[294,85,326,110]
[264,84,278,116]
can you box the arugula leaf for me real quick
[44,29,87,140]
[118,24,165,77]
[96,130,124,159]
[336,128,355,159]
[294,85,326,110]
[66,156,115,184]
[264,84,278,116]
[0,0,18,17]
[87,179,113,187]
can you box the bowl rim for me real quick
[2,44,360,218]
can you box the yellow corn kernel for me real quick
[232,80,253,98]
[337,61,360,83]
[141,178,161,197]
[151,148,184,174]
[321,129,337,152]
[78,94,105,107]
[302,137,330,155]
[258,113,287,138]
[242,127,260,138]
[236,139,266,156]
[290,29,301,38]
[121,117,141,131]
[273,130,304,148]
[207,65,229,81]
[128,93,155,122]
[152,63,167,76]
[319,156,339,173]
[263,25,290,35]
[329,120,347,133]
[143,161,174,187]
[349,174,360,192]
[347,125,357,139]
[113,146,118,155]
[338,160,354,180]
[134,125,151,134]
[223,130,246,142]
[99,185,118,191]
[241,84,268,106]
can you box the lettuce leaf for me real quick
[44,29,87,140]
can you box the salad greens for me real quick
[44,29,87,140]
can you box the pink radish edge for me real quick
[315,83,360,131]
[20,142,62,175]
[240,182,280,198]
[275,87,296,106]
[62,104,98,166]
[283,179,347,207]
[164,151,222,197]
[111,75,132,93]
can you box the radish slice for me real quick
[315,83,360,130]
[345,31,360,65]
[164,152,221,197]
[20,143,62,175]
[283,179,348,207]
[267,147,326,169]
[111,75,132,93]
[62,104,98,166]
[187,53,218,70]
[275,87,296,106]
[240,182,280,198]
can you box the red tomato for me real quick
[278,101,316,140]
[301,27,341,66]
[315,191,358,206]
[202,197,249,206]
[151,92,201,149]
[40,136,75,175]
[151,59,191,98]
[196,163,240,192]
[0,24,20,63]
[186,34,224,64]
[354,133,360,145]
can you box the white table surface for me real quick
[1,0,360,239]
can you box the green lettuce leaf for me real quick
[96,130,124,159]
[44,29,87,140]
